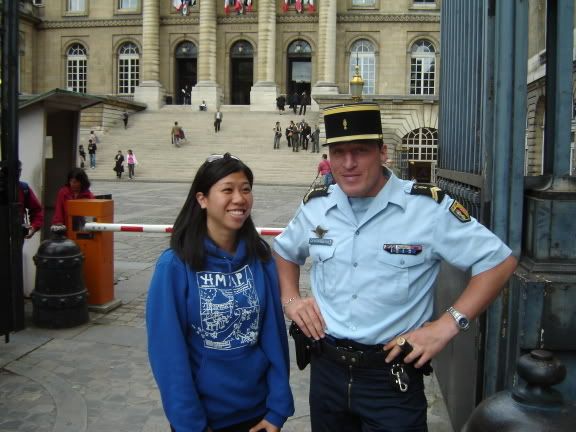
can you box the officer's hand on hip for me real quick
[284,297,325,341]
[384,315,459,368]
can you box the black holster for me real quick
[289,322,318,370]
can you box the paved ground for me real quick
[0,180,454,432]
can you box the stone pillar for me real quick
[250,0,278,111]
[312,0,338,96]
[133,0,165,110]
[192,0,222,110]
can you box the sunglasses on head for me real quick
[205,153,241,163]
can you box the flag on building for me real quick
[234,0,244,14]
[282,0,289,13]
[173,0,196,15]
[245,0,253,12]
[295,0,303,13]
[224,0,232,14]
[307,0,316,13]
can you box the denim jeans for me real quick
[89,153,96,168]
[309,355,428,432]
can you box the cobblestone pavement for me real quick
[0,181,453,432]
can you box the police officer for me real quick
[273,102,517,431]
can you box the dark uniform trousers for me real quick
[310,354,428,432]
[170,415,263,432]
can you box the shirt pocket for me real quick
[376,251,425,305]
[310,245,336,297]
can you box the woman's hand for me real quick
[248,419,280,432]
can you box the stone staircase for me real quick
[84,106,322,186]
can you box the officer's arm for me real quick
[274,252,326,340]
[385,254,517,368]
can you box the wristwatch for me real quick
[446,306,470,331]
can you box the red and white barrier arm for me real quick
[83,222,284,237]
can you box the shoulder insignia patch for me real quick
[303,185,330,204]
[449,200,471,223]
[409,183,445,203]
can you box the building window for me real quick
[118,43,140,94]
[404,128,438,161]
[118,0,138,9]
[67,0,86,12]
[410,39,435,95]
[349,39,375,95]
[352,0,375,5]
[66,43,87,93]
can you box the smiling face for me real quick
[329,141,388,197]
[196,171,253,243]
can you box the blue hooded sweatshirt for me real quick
[146,238,294,432]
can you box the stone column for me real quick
[192,0,222,110]
[312,0,339,95]
[250,0,278,111]
[133,0,165,110]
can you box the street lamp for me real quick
[350,63,364,101]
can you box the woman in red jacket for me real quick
[51,168,94,227]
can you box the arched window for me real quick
[118,42,140,94]
[287,39,312,56]
[403,128,438,161]
[410,39,435,95]
[230,40,254,58]
[67,43,87,93]
[349,39,375,95]
[175,41,198,58]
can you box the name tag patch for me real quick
[383,244,423,255]
[309,238,333,246]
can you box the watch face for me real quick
[458,317,469,328]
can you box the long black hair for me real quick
[67,167,91,191]
[170,153,271,270]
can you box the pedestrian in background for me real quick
[146,153,294,432]
[17,160,44,240]
[276,94,286,114]
[171,121,184,147]
[127,149,138,180]
[273,121,282,149]
[89,130,99,145]
[52,168,94,227]
[311,124,320,153]
[274,102,517,432]
[78,144,86,169]
[214,109,223,132]
[114,150,125,179]
[88,139,97,169]
[122,111,129,129]
[299,91,308,116]
[317,153,332,186]
[290,91,299,114]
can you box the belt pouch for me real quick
[289,322,313,370]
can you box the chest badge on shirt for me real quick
[309,225,333,246]
[383,244,423,255]
[449,200,471,223]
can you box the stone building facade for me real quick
[17,0,442,181]
[525,0,576,176]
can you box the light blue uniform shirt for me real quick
[274,171,512,345]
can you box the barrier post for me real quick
[66,199,121,312]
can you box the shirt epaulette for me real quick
[408,183,445,203]
[303,185,330,204]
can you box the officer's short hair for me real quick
[323,102,383,147]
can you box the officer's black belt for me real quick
[317,336,432,375]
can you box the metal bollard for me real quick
[462,350,576,431]
[31,226,89,328]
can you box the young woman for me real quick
[51,168,94,226]
[146,153,294,432]
[126,149,138,179]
